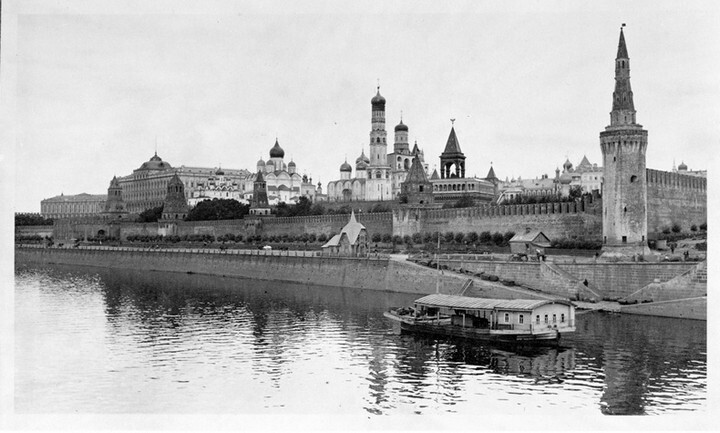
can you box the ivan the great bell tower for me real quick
[599,25,650,255]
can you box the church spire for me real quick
[610,24,638,127]
[616,24,629,59]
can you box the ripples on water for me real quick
[14,265,706,415]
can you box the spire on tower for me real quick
[617,24,629,59]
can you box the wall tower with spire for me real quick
[599,26,650,255]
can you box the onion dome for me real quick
[563,158,573,171]
[559,171,573,185]
[678,161,688,171]
[355,150,370,164]
[269,139,285,158]
[215,167,225,176]
[288,160,296,168]
[256,157,265,167]
[356,160,368,170]
[371,88,386,108]
[394,120,408,132]
[340,160,352,172]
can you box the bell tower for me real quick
[599,25,650,255]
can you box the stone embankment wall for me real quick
[15,246,468,295]
[433,255,698,300]
[646,169,707,236]
[619,297,706,321]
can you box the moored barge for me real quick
[384,294,576,343]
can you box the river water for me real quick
[13,264,706,418]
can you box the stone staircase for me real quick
[540,261,602,301]
[623,261,707,303]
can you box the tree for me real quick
[138,206,163,223]
[381,233,392,243]
[444,231,455,243]
[15,213,54,226]
[454,195,476,208]
[467,232,479,244]
[411,232,423,244]
[185,199,249,221]
[503,231,516,244]
[491,232,505,245]
[454,232,465,244]
[368,203,392,213]
[671,223,681,233]
[310,203,326,215]
[371,233,382,243]
[568,185,583,200]
[479,231,492,244]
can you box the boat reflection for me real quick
[397,333,575,381]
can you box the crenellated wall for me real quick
[393,197,602,240]
[646,169,707,236]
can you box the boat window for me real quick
[544,315,548,324]
[519,314,524,324]
[504,313,509,323]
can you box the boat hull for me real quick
[384,311,572,344]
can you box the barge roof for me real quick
[414,294,573,311]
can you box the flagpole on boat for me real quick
[436,232,440,294]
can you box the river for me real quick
[13,264,706,419]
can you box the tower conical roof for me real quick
[405,156,430,183]
[486,166,497,180]
[441,127,463,156]
[617,27,629,59]
[430,169,439,180]
[411,141,420,155]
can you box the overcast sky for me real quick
[3,0,719,212]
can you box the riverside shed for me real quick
[509,230,551,255]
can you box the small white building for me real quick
[321,211,368,257]
[509,230,552,255]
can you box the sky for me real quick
[2,0,720,213]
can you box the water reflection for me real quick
[14,264,706,415]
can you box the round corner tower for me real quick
[599,26,650,255]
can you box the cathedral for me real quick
[242,138,322,206]
[326,88,428,202]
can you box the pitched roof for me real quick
[430,169,439,180]
[441,127,464,156]
[321,210,366,248]
[414,294,572,311]
[509,230,551,247]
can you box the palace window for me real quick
[552,314,557,323]
[519,314,524,324]
[544,315,548,324]
[561,313,565,323]
[504,313,509,323]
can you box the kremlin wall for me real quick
[29,28,707,260]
